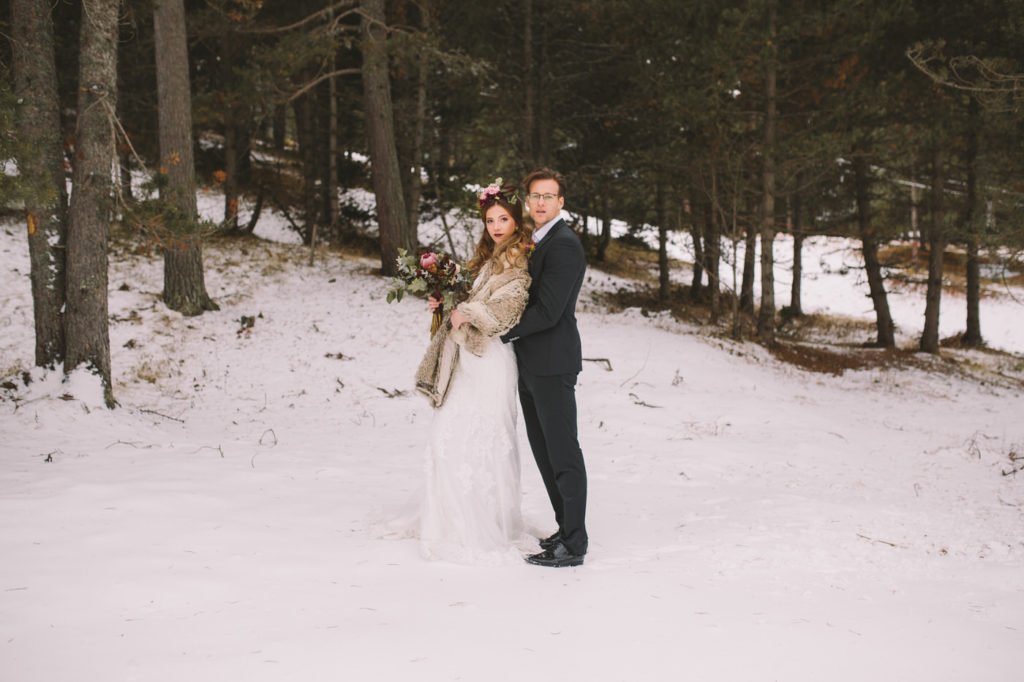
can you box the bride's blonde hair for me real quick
[467,195,533,275]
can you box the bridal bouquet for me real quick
[386,248,472,338]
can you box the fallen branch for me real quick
[583,357,613,371]
[191,445,225,458]
[105,440,155,449]
[377,387,406,398]
[629,392,662,409]
[857,533,900,548]
[139,408,184,423]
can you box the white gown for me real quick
[417,335,528,565]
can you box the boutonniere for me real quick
[526,242,537,258]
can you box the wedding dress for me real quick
[417,335,529,565]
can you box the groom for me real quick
[502,168,588,568]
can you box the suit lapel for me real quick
[529,219,564,278]
[534,218,565,251]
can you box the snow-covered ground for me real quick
[1,197,1023,681]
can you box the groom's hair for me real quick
[523,168,566,198]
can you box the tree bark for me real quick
[522,0,536,168]
[294,91,317,243]
[656,181,670,302]
[361,0,412,275]
[155,0,218,316]
[706,209,721,321]
[756,1,777,344]
[690,209,705,301]
[962,99,982,347]
[920,146,945,353]
[12,0,68,369]
[327,29,341,237]
[220,31,241,231]
[853,154,894,347]
[272,104,287,151]
[740,217,757,314]
[596,193,611,262]
[789,192,803,316]
[407,56,427,234]
[707,154,722,321]
[65,0,119,406]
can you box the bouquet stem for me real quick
[430,310,442,338]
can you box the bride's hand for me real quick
[450,309,467,329]
[428,296,441,313]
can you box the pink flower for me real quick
[420,251,439,270]
[478,183,502,209]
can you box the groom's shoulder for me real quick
[550,222,585,258]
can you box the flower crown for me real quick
[478,178,519,211]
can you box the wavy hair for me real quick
[467,195,533,275]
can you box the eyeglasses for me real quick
[526,193,560,203]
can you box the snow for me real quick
[1,195,1023,681]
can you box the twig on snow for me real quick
[583,357,613,371]
[192,445,225,458]
[856,533,901,548]
[629,392,662,409]
[139,408,185,423]
[105,440,155,449]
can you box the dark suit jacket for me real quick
[501,219,586,376]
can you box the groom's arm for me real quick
[502,238,585,342]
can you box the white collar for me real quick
[532,216,561,244]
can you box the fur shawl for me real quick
[414,260,531,408]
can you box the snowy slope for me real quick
[1,205,1023,681]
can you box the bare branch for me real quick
[906,45,1024,97]
[283,67,362,103]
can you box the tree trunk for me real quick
[690,209,705,301]
[789,191,803,316]
[962,99,982,347]
[756,1,777,344]
[65,0,119,407]
[154,0,218,316]
[522,0,536,168]
[224,116,239,230]
[740,218,757,314]
[361,0,412,275]
[537,6,552,167]
[294,92,317,243]
[920,146,945,353]
[12,0,68,369]
[327,39,341,237]
[403,2,429,236]
[220,31,241,231]
[596,193,611,261]
[656,181,670,303]
[707,210,721,321]
[708,156,722,321]
[853,154,894,347]
[272,104,287,151]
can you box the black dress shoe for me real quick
[526,541,584,568]
[539,531,562,550]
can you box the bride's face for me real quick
[485,204,515,244]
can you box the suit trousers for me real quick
[518,368,588,555]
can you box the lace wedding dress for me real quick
[416,335,529,565]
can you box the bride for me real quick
[411,181,533,564]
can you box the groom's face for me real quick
[525,179,564,227]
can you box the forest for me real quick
[2,0,1023,407]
